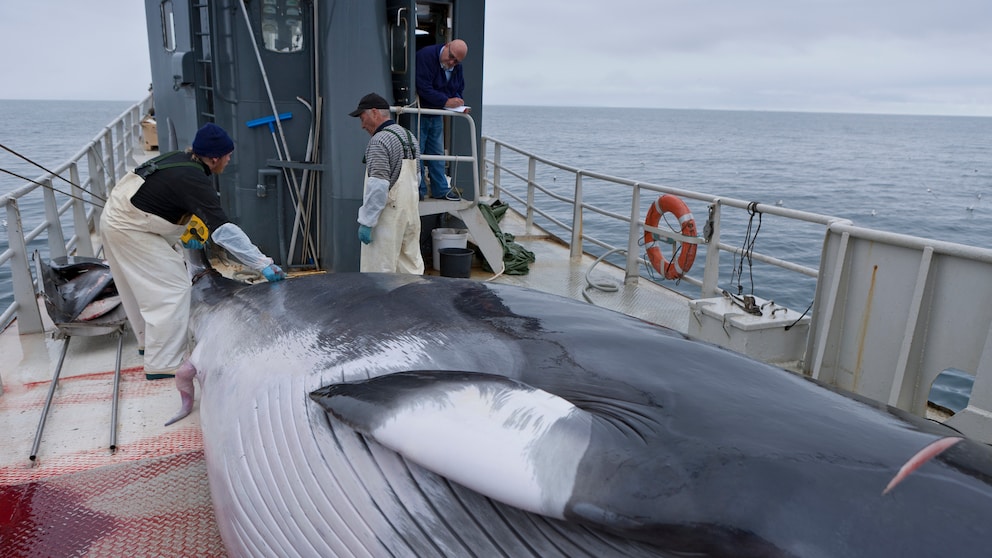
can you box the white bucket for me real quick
[432,228,468,271]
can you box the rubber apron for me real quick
[359,130,425,274]
[100,172,191,375]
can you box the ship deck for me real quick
[0,198,690,554]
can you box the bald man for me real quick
[415,39,468,200]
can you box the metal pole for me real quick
[109,330,124,453]
[30,336,71,461]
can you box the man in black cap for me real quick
[100,122,285,381]
[349,93,425,274]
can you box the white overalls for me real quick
[360,129,425,274]
[100,172,191,376]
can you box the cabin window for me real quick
[160,1,177,52]
[261,0,304,53]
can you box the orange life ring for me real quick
[643,194,697,280]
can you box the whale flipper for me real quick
[310,371,592,519]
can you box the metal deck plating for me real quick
[0,303,223,554]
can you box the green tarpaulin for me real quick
[478,201,535,275]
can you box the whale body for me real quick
[180,266,992,557]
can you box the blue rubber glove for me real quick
[358,224,373,245]
[261,264,286,282]
[182,238,204,250]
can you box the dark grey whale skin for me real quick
[189,261,992,558]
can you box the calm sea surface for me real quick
[481,105,992,309]
[1,100,132,316]
[2,100,991,313]
[483,105,992,245]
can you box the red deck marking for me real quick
[23,366,145,389]
[0,451,224,556]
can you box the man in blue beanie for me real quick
[101,122,286,381]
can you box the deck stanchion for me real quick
[109,331,125,453]
[30,336,71,462]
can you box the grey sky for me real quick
[1,1,989,116]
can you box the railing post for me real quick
[69,162,94,257]
[103,133,118,186]
[625,184,643,283]
[125,108,140,168]
[6,200,44,334]
[114,120,126,177]
[480,136,488,198]
[570,173,583,259]
[526,157,536,230]
[88,146,108,240]
[493,142,502,198]
[700,200,722,297]
[41,179,67,261]
[947,323,992,444]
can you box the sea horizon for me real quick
[3,100,991,313]
[2,97,991,120]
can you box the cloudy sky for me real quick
[1,0,990,116]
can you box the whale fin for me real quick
[164,360,198,426]
[310,371,592,519]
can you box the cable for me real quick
[0,142,105,202]
[785,299,814,331]
[731,201,762,295]
[0,167,103,207]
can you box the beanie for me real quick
[192,123,235,158]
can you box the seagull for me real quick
[870,209,877,217]
[775,200,784,206]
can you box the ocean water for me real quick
[483,106,992,240]
[2,101,991,313]
[481,105,992,309]
[0,100,133,314]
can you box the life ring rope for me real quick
[643,194,698,280]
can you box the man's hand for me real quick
[262,264,287,282]
[181,238,204,250]
[358,225,373,245]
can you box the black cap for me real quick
[349,93,390,117]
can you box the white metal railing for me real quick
[393,105,480,198]
[1,95,153,333]
[481,136,837,301]
[481,135,992,443]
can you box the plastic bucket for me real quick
[431,227,468,271]
[439,247,474,278]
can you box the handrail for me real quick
[480,135,839,303]
[481,133,992,296]
[1,95,153,333]
[393,106,479,199]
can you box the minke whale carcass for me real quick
[171,255,992,557]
